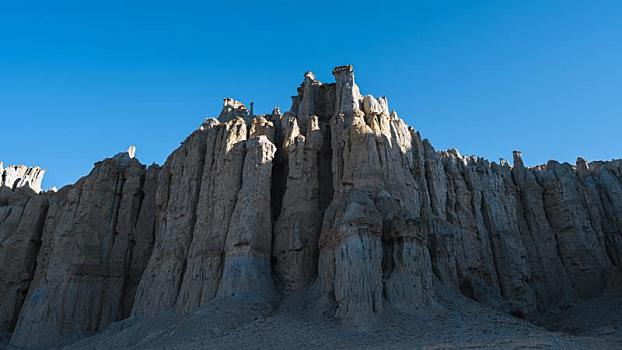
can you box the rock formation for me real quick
[0,187,48,333]
[1,66,621,348]
[0,163,45,193]
[5,152,160,348]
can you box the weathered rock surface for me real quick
[0,187,48,333]
[132,115,282,317]
[216,135,277,303]
[0,163,45,193]
[319,66,435,324]
[272,115,324,290]
[9,152,160,348]
[1,66,621,348]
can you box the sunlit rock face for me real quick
[2,66,622,347]
[0,163,45,193]
[7,152,160,348]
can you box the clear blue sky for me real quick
[2,1,621,189]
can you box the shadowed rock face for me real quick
[2,66,622,347]
[0,187,48,332]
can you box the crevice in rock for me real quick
[270,146,288,222]
[381,216,395,289]
[533,172,568,274]
[575,174,608,252]
[118,234,136,320]
[132,174,147,228]
[8,196,49,332]
[117,172,146,320]
[317,120,334,217]
[599,185,622,267]
[109,172,124,246]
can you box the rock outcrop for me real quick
[0,187,48,333]
[132,112,284,318]
[1,66,621,348]
[8,152,160,348]
[272,115,325,290]
[0,163,45,193]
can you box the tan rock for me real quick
[3,66,622,346]
[10,152,157,348]
[273,116,324,290]
[173,118,250,313]
[133,118,247,316]
[216,135,277,303]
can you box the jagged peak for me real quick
[223,97,246,109]
[332,64,354,75]
[200,117,220,130]
[512,150,524,168]
[0,162,45,193]
[249,115,275,143]
[303,71,317,82]
[271,106,281,120]
[218,98,249,122]
[576,156,589,174]
[109,145,146,172]
[127,145,136,159]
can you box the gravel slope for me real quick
[1,288,611,350]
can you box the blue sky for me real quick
[1,1,621,188]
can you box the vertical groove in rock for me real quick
[273,116,324,290]
[216,135,277,304]
[318,119,335,214]
[9,151,154,348]
[270,108,288,222]
[119,164,161,319]
[132,126,211,316]
[134,117,247,316]
[0,190,48,332]
[480,193,506,299]
[319,66,435,324]
[174,127,210,307]
[591,162,622,267]
[539,161,610,299]
[174,117,249,312]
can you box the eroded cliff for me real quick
[1,66,621,348]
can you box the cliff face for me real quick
[2,154,160,347]
[0,187,48,333]
[1,66,622,347]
